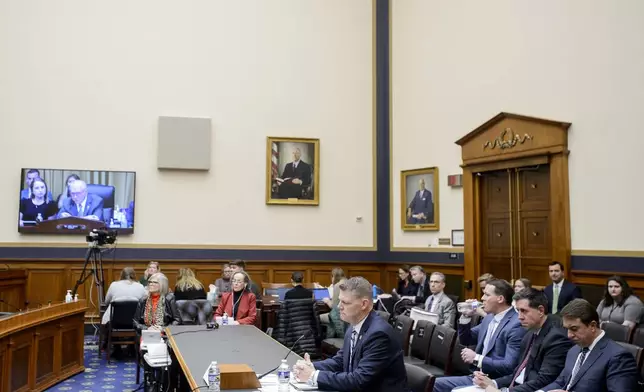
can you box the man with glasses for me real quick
[211,263,232,296]
[228,259,261,297]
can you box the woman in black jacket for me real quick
[133,272,181,333]
[394,264,417,296]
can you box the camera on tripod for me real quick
[86,228,118,246]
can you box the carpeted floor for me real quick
[46,336,141,392]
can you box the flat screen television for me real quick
[18,168,136,235]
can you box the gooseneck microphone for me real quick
[258,329,312,380]
[0,299,22,312]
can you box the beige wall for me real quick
[0,0,375,247]
[392,0,644,251]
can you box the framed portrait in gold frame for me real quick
[266,137,320,206]
[401,167,439,231]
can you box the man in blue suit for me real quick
[433,279,526,392]
[544,261,582,314]
[537,298,639,392]
[57,180,104,222]
[294,277,408,392]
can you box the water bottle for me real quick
[74,294,79,302]
[36,213,43,223]
[277,359,290,391]
[65,290,72,303]
[222,312,229,325]
[372,285,378,299]
[208,361,221,392]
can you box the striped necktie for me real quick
[349,330,358,370]
[567,347,590,390]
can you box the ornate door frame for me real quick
[455,112,572,297]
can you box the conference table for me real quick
[166,325,306,391]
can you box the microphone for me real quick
[258,329,312,380]
[0,299,22,312]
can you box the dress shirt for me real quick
[474,306,514,368]
[425,292,443,313]
[76,197,87,217]
[493,328,542,388]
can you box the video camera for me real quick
[86,228,118,246]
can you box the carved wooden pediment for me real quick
[455,112,571,166]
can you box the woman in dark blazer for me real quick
[214,271,257,325]
[133,272,181,333]
[394,264,417,296]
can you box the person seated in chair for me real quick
[102,267,146,325]
[214,272,257,325]
[417,272,456,327]
[285,271,313,300]
[173,268,207,300]
[133,273,181,334]
[57,180,104,221]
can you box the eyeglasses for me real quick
[231,280,245,284]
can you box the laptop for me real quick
[141,329,163,350]
[312,288,329,301]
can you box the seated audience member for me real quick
[57,180,104,221]
[210,263,232,296]
[420,272,456,327]
[479,273,494,292]
[293,277,408,391]
[285,271,313,300]
[174,268,207,300]
[536,299,639,392]
[214,272,257,325]
[139,261,160,287]
[56,174,81,209]
[597,275,643,328]
[319,268,347,338]
[19,177,58,225]
[228,259,261,297]
[393,264,417,297]
[473,288,573,392]
[512,278,532,309]
[433,279,526,392]
[133,273,180,333]
[544,261,582,314]
[102,267,147,324]
[20,169,53,200]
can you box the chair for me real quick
[175,299,213,325]
[405,362,433,392]
[86,183,116,223]
[419,324,457,376]
[631,325,644,347]
[393,314,414,355]
[405,320,435,366]
[449,343,473,376]
[602,322,633,343]
[255,308,262,329]
[376,310,391,323]
[105,300,139,363]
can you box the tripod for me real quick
[72,243,106,305]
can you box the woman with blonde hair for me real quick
[174,268,207,300]
[133,273,180,333]
[139,261,160,286]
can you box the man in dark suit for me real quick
[294,277,408,392]
[473,288,573,392]
[433,279,526,392]
[277,148,312,199]
[537,299,639,392]
[57,180,104,221]
[544,261,581,314]
[406,178,433,224]
[285,271,313,300]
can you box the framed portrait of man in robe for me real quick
[266,137,320,206]
[401,167,439,231]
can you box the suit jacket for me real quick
[413,277,431,305]
[422,293,456,327]
[458,308,526,378]
[214,290,257,325]
[495,316,573,392]
[57,193,104,221]
[544,280,582,314]
[284,285,313,300]
[281,160,312,186]
[314,311,408,392]
[541,335,639,392]
[407,189,433,224]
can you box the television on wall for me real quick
[18,168,136,235]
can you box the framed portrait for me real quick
[266,137,320,206]
[401,167,439,231]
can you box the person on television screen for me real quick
[20,169,53,200]
[19,177,57,225]
[56,173,81,209]
[57,180,104,221]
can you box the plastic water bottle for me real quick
[372,285,378,299]
[74,294,79,302]
[36,213,43,223]
[222,312,229,325]
[65,290,72,303]
[208,361,220,392]
[277,359,290,391]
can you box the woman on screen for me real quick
[214,271,257,325]
[19,177,57,226]
[56,174,81,209]
[133,272,180,333]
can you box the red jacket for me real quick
[214,290,257,325]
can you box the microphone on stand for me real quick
[0,299,23,312]
[257,329,312,380]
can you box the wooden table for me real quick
[0,301,88,392]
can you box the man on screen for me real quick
[20,169,53,200]
[57,180,104,221]
[276,148,312,199]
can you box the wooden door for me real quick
[480,165,553,285]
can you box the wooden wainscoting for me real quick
[571,270,644,308]
[1,260,465,321]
